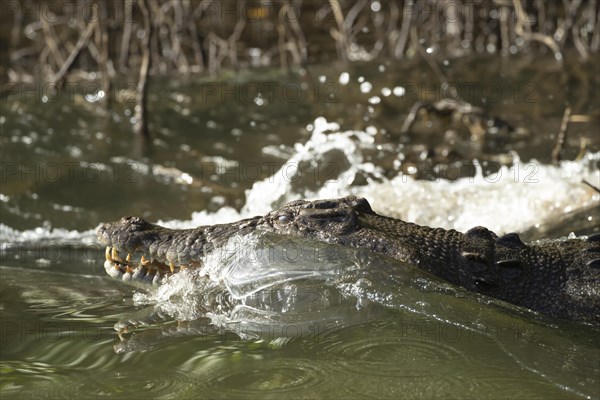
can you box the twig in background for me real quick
[119,0,134,71]
[582,179,600,194]
[97,0,112,105]
[52,17,96,87]
[551,105,572,165]
[512,0,564,61]
[39,16,65,75]
[134,0,152,139]
[393,0,413,58]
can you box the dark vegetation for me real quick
[2,0,599,139]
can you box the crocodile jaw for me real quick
[103,246,202,286]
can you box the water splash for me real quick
[120,228,598,397]
[1,117,598,245]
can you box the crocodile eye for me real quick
[277,214,291,224]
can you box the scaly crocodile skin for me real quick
[97,196,600,323]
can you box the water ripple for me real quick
[57,369,195,399]
[312,320,468,378]
[338,373,471,399]
[190,356,333,398]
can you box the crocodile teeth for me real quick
[112,248,120,261]
[132,267,147,280]
[102,246,192,284]
[106,261,123,278]
[122,270,132,281]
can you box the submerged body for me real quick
[97,196,600,323]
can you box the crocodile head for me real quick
[96,196,372,286]
[97,215,261,285]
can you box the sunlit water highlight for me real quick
[2,117,598,398]
[3,117,598,245]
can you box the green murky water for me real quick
[1,56,599,399]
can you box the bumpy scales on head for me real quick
[97,196,600,323]
[97,215,262,285]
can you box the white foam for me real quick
[242,117,599,234]
[2,117,598,245]
[360,154,599,233]
[0,224,98,248]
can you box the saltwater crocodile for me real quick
[97,196,600,324]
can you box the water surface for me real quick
[1,55,599,399]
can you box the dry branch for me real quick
[134,0,152,138]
